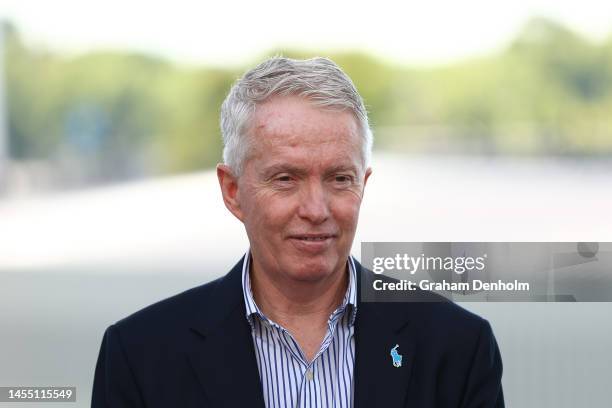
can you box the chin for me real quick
[285,258,338,282]
[289,270,333,283]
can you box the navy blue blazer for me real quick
[92,257,504,407]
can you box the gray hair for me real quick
[220,56,373,176]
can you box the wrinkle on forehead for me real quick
[255,118,358,143]
[251,96,359,142]
[250,125,361,170]
[242,95,364,173]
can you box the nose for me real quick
[297,180,330,224]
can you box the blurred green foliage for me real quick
[3,17,612,180]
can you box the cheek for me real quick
[245,191,297,232]
[331,196,362,229]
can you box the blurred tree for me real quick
[3,16,611,187]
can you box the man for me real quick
[92,57,504,407]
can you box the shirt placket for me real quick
[272,307,347,408]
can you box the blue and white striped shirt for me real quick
[241,252,358,408]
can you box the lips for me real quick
[288,233,336,253]
[290,234,336,241]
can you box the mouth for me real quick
[289,234,336,241]
[288,233,337,253]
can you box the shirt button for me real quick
[305,370,314,381]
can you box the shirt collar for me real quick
[241,250,358,328]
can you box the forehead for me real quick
[248,95,362,165]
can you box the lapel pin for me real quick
[390,344,403,368]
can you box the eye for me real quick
[333,174,353,184]
[271,174,296,188]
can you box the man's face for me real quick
[219,95,371,284]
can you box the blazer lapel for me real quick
[184,257,416,408]
[354,261,416,408]
[187,258,266,408]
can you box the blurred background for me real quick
[0,1,611,407]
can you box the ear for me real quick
[216,164,244,222]
[363,166,372,187]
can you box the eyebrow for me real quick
[261,163,359,178]
[261,164,307,178]
[325,164,359,175]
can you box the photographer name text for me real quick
[373,279,530,292]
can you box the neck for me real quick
[250,258,349,328]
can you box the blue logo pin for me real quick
[390,344,402,368]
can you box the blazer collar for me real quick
[187,255,266,408]
[187,256,416,408]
